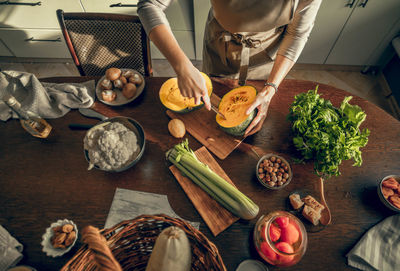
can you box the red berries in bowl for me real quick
[254,211,308,267]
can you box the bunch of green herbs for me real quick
[287,86,370,178]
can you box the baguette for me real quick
[289,193,304,210]
[303,195,325,214]
[302,205,321,226]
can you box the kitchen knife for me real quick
[68,123,94,130]
[78,108,109,120]
[211,104,226,119]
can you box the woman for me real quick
[138,0,321,136]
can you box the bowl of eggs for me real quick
[96,68,145,106]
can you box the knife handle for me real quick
[68,123,94,130]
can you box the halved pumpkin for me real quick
[159,72,213,113]
[216,86,257,136]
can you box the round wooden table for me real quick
[1,77,399,270]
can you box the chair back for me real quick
[57,10,152,77]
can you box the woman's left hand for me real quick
[244,86,276,136]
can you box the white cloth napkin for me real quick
[0,225,23,271]
[346,214,400,271]
[0,70,95,121]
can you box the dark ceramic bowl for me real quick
[84,116,145,172]
[256,153,293,190]
[377,175,400,212]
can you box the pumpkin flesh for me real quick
[159,72,212,113]
[216,86,257,136]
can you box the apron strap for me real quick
[227,33,262,86]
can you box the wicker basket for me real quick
[61,214,226,271]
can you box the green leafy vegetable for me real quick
[287,86,370,178]
[166,139,259,220]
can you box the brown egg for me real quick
[105,68,121,81]
[99,78,112,90]
[128,73,143,85]
[102,90,116,102]
[122,83,137,99]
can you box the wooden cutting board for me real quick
[167,94,244,160]
[169,146,239,236]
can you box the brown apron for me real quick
[202,0,295,85]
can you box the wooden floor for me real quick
[0,59,398,120]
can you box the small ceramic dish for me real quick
[256,153,293,190]
[83,116,146,172]
[377,175,400,212]
[96,68,145,106]
[41,219,78,257]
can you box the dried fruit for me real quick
[168,119,186,138]
[389,195,400,209]
[51,224,76,249]
[62,224,74,233]
[382,178,399,190]
[64,231,77,246]
[53,232,66,245]
[382,186,394,199]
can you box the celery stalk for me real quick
[167,140,259,220]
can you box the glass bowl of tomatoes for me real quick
[254,210,308,267]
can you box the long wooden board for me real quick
[169,146,239,236]
[167,93,244,160]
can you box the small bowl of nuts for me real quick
[256,154,292,190]
[41,219,78,257]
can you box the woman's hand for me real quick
[244,86,276,136]
[176,61,211,110]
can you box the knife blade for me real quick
[78,108,108,121]
[211,104,226,119]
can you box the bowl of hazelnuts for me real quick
[41,219,78,257]
[96,67,145,106]
[256,153,293,190]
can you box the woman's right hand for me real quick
[176,61,211,110]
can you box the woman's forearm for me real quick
[148,24,191,75]
[267,54,295,87]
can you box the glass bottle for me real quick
[3,94,52,138]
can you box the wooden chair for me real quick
[57,9,152,77]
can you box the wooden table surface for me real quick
[1,76,400,271]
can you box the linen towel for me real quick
[346,214,400,271]
[0,70,95,121]
[0,225,23,271]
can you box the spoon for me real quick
[318,177,332,225]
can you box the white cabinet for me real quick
[325,0,400,66]
[0,29,71,58]
[0,40,13,56]
[299,0,400,66]
[0,0,84,29]
[0,0,84,58]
